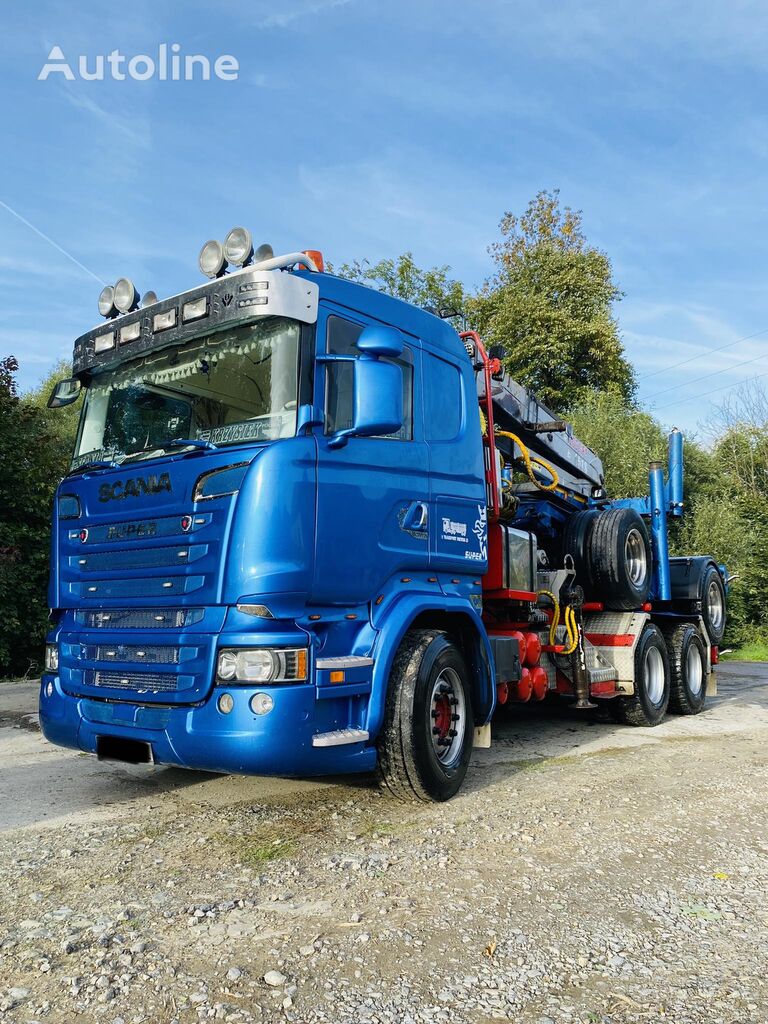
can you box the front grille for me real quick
[82,644,180,665]
[92,670,178,693]
[75,608,204,629]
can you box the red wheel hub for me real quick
[433,694,452,738]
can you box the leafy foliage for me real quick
[469,190,636,411]
[0,357,78,676]
[334,252,467,319]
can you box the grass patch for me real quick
[720,642,768,662]
[221,828,299,867]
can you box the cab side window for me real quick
[325,315,414,440]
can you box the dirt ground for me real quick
[0,663,766,1024]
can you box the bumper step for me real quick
[312,728,369,748]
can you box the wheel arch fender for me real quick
[367,594,495,739]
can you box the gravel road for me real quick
[0,663,766,1024]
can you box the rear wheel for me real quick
[663,623,708,715]
[377,630,474,802]
[562,509,600,589]
[613,623,670,726]
[588,508,652,610]
[700,564,726,645]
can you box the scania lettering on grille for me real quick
[99,473,172,503]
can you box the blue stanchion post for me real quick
[668,428,684,516]
[649,461,670,600]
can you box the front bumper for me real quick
[39,673,376,777]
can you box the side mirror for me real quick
[356,324,404,358]
[350,358,403,438]
[48,377,82,409]
[328,325,404,448]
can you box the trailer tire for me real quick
[377,629,474,802]
[700,564,726,645]
[588,508,652,610]
[612,623,670,726]
[663,623,708,715]
[562,509,600,588]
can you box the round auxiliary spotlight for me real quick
[223,226,254,267]
[141,290,159,308]
[254,242,274,264]
[199,239,227,279]
[98,284,116,318]
[114,277,139,314]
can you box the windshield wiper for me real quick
[65,459,120,477]
[121,438,218,464]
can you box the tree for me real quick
[23,359,81,457]
[334,252,467,319]
[0,357,72,676]
[469,190,636,412]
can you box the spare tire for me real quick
[588,508,652,610]
[562,509,600,590]
[700,563,726,644]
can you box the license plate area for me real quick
[96,735,154,765]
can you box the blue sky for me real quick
[2,0,768,434]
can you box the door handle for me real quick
[403,501,428,531]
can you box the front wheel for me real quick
[377,630,474,802]
[612,623,670,726]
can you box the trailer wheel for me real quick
[377,629,474,802]
[700,564,726,645]
[663,623,708,715]
[588,508,652,610]
[562,509,600,588]
[612,623,670,726]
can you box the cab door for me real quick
[423,346,487,573]
[311,306,430,605]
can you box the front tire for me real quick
[613,623,670,726]
[663,623,708,715]
[377,630,474,802]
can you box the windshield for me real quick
[72,318,300,467]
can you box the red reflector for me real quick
[642,602,653,611]
[79,528,88,543]
[585,633,635,647]
[180,516,192,533]
[711,645,719,665]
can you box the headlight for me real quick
[199,239,227,279]
[114,277,138,313]
[223,226,254,267]
[216,648,308,684]
[45,643,59,673]
[94,331,116,353]
[98,285,116,318]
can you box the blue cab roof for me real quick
[294,269,467,359]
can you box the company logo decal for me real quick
[99,474,172,503]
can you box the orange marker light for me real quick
[302,249,324,272]
[330,670,345,684]
[296,649,308,680]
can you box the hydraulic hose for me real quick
[495,430,559,492]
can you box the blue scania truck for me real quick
[41,230,728,800]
